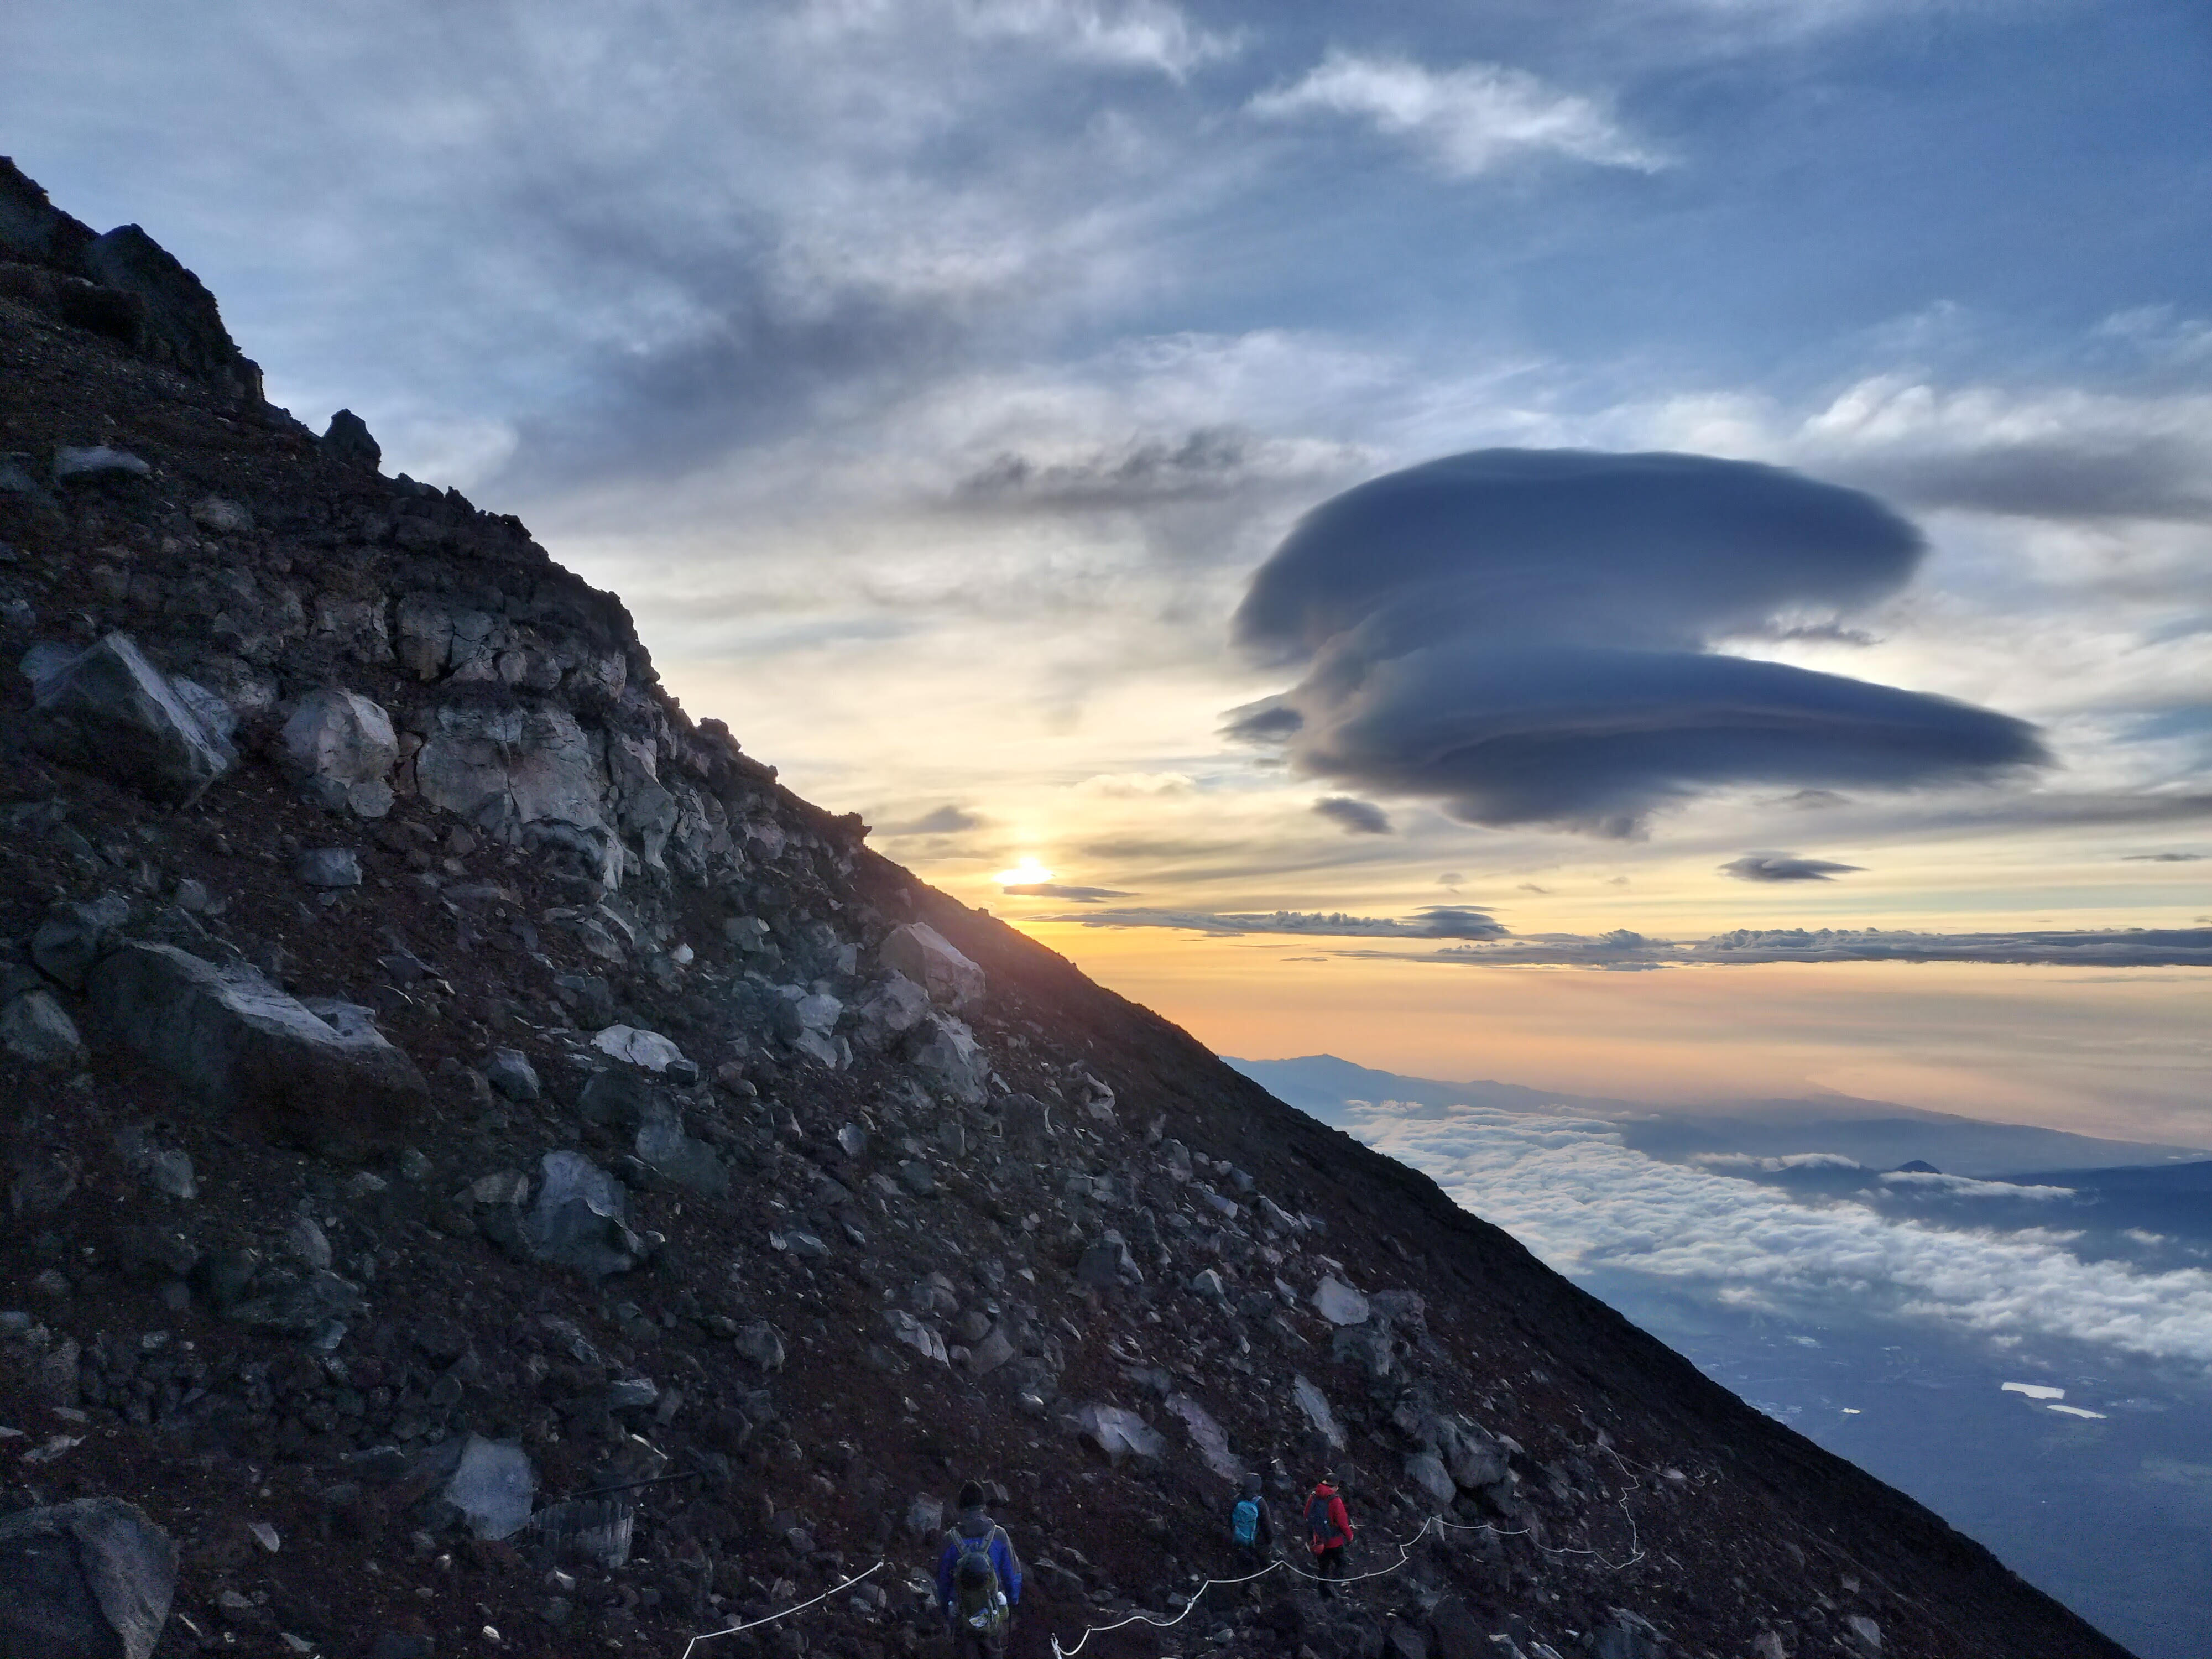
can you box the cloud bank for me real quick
[1229,450,2048,836]
[1039,904,1506,938]
[1350,1103,2212,1368]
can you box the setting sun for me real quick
[994,856,1053,886]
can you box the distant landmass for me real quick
[1227,1053,2211,1176]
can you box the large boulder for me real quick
[521,1151,647,1279]
[412,701,618,885]
[906,1014,989,1106]
[281,688,398,817]
[879,922,985,1010]
[2,990,84,1068]
[0,1496,178,1659]
[27,633,233,806]
[87,941,425,1154]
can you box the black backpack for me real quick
[1305,1491,1344,1548]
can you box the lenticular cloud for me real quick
[1228,450,2047,835]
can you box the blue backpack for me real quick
[1232,1498,1260,1546]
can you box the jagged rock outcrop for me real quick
[0,164,2136,1659]
[0,1496,178,1659]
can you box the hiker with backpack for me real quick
[1230,1472,1276,1573]
[936,1479,1022,1657]
[1303,1471,1354,1597]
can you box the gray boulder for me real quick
[27,633,233,806]
[906,1014,989,1106]
[635,1107,729,1198]
[296,848,362,889]
[484,1048,541,1102]
[1406,1452,1458,1508]
[879,922,984,1010]
[733,1319,785,1371]
[2,990,83,1068]
[853,971,930,1044]
[32,894,132,989]
[87,941,425,1154]
[1074,1402,1164,1463]
[413,701,617,885]
[0,1496,178,1659]
[966,1322,1017,1378]
[444,1436,534,1541]
[1312,1274,1369,1326]
[281,688,397,817]
[53,445,151,483]
[521,1151,646,1279]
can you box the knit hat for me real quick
[1243,1473,1262,1498]
[958,1479,985,1511]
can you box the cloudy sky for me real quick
[12,0,2209,1135]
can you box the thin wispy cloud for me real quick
[1720,852,1865,881]
[1248,50,1661,177]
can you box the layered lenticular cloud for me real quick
[1350,1103,2212,1367]
[1228,450,2049,836]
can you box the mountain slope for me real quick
[0,161,2134,1659]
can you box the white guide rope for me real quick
[680,1559,884,1658]
[1050,1448,1648,1658]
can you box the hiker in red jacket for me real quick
[1303,1472,1353,1597]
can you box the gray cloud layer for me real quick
[1040,904,1506,938]
[1312,795,1393,834]
[1228,450,2049,835]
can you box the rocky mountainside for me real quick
[0,159,2135,1659]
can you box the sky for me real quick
[9,0,2210,1138]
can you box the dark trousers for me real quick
[1312,1545,1347,1595]
[951,1622,1006,1658]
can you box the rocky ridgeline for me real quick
[0,161,2132,1659]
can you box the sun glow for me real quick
[995,857,1053,886]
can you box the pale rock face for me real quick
[2,989,84,1067]
[413,701,619,884]
[88,941,425,1154]
[1294,1375,1345,1449]
[27,632,234,806]
[906,1013,990,1105]
[1407,1451,1459,1508]
[1312,1274,1370,1326]
[281,688,398,817]
[444,1435,535,1541]
[879,922,985,1010]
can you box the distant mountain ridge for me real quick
[1227,1054,2210,1177]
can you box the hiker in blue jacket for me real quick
[936,1480,1022,1657]
[1230,1471,1276,1572]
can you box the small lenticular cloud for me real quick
[1720,852,1864,883]
[1313,795,1393,834]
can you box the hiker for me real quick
[1304,1470,1353,1597]
[1230,1471,1276,1572]
[936,1479,1022,1657]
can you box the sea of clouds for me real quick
[1345,1102,2212,1368]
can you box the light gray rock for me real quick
[413,701,617,885]
[189,494,253,534]
[1332,1323,1394,1382]
[906,1014,989,1106]
[879,922,984,1010]
[898,1159,936,1197]
[53,445,152,483]
[1406,1451,1458,1508]
[1844,1615,1882,1656]
[114,1125,195,1200]
[286,1215,333,1271]
[2,990,82,1068]
[227,1267,364,1334]
[281,688,397,817]
[853,971,930,1042]
[296,847,362,888]
[1075,1402,1164,1462]
[966,1322,1017,1378]
[523,1151,647,1279]
[88,942,426,1152]
[635,1110,729,1198]
[905,1495,944,1540]
[1311,1274,1369,1326]
[484,1048,540,1101]
[1187,1267,1227,1301]
[1164,1393,1239,1481]
[1446,1431,1507,1492]
[885,1309,949,1364]
[1077,1237,1139,1288]
[733,1319,785,1371]
[1293,1375,1345,1449]
[28,633,233,806]
[445,1435,535,1541]
[793,990,841,1033]
[0,1496,178,1659]
[589,1024,686,1073]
